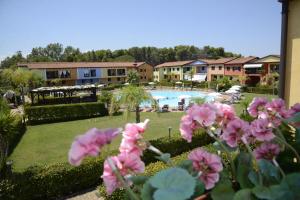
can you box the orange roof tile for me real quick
[18,62,147,69]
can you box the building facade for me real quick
[206,58,236,81]
[243,55,280,86]
[224,57,257,83]
[18,62,153,86]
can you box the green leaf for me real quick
[284,112,300,124]
[155,153,171,164]
[213,141,237,152]
[233,189,255,200]
[190,180,205,199]
[211,179,235,200]
[129,176,149,185]
[258,159,281,185]
[248,170,259,186]
[149,167,196,200]
[177,160,194,174]
[236,152,254,188]
[252,186,272,199]
[141,181,155,200]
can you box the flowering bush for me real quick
[68,98,300,200]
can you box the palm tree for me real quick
[110,85,154,123]
[126,70,140,84]
[188,68,196,90]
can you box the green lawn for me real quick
[9,92,277,171]
[9,112,184,171]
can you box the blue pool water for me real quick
[142,90,215,107]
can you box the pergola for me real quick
[30,84,104,105]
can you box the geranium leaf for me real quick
[252,185,272,199]
[258,159,281,185]
[211,178,235,200]
[235,152,254,188]
[155,153,171,164]
[129,175,149,185]
[233,188,255,200]
[190,180,205,199]
[213,141,237,152]
[149,167,196,200]
[141,180,155,200]
[248,170,259,186]
[177,160,194,173]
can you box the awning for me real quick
[243,64,263,68]
[192,74,207,82]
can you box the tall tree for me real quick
[0,51,26,69]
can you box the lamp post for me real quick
[168,126,172,141]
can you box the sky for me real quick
[0,0,282,61]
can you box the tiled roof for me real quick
[155,60,195,68]
[17,62,147,69]
[207,57,237,64]
[225,56,257,65]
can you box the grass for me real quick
[9,92,277,171]
[9,112,184,171]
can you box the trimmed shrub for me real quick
[0,132,212,200]
[25,102,108,124]
[243,86,278,95]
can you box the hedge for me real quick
[0,131,212,200]
[243,86,278,95]
[25,102,108,125]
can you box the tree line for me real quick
[0,43,241,69]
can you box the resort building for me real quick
[243,55,280,86]
[206,57,237,81]
[224,56,258,83]
[18,62,153,86]
[153,60,209,82]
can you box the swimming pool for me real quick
[142,90,216,107]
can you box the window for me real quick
[90,69,96,77]
[174,75,177,79]
[140,76,143,79]
[59,70,71,78]
[201,66,205,71]
[144,76,146,79]
[108,78,111,82]
[46,71,59,79]
[144,69,146,72]
[238,67,241,71]
[108,69,116,76]
[140,69,143,72]
[177,68,180,71]
[90,79,93,83]
[117,77,121,81]
[83,69,90,77]
[218,66,222,70]
[226,67,230,71]
[164,75,167,79]
[211,66,215,70]
[117,69,125,76]
[164,68,166,71]
[172,68,175,71]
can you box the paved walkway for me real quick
[66,189,103,200]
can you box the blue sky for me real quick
[0,0,281,61]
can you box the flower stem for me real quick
[207,130,236,181]
[272,158,286,178]
[148,144,174,166]
[107,158,140,200]
[275,135,300,164]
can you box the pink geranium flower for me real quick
[188,148,223,190]
[291,103,300,113]
[247,97,268,117]
[251,118,274,141]
[101,153,145,195]
[68,128,121,166]
[266,98,292,119]
[221,118,251,147]
[253,143,280,161]
[214,103,236,126]
[187,104,217,127]
[119,119,149,156]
